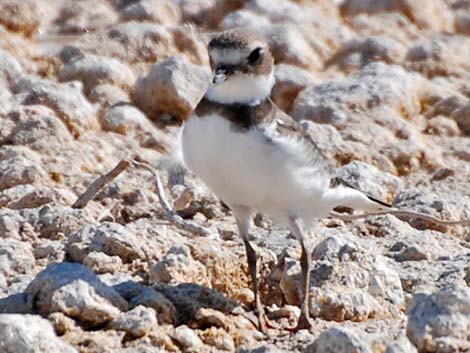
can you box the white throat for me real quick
[205,71,275,104]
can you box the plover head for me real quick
[205,28,275,105]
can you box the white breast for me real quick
[181,114,332,223]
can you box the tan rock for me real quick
[59,54,136,94]
[133,56,209,121]
[272,64,315,113]
[451,101,470,135]
[121,0,181,25]
[340,0,453,32]
[0,0,40,37]
[13,78,97,138]
[55,0,118,34]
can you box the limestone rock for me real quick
[406,35,470,78]
[0,146,48,191]
[0,0,41,37]
[337,160,404,204]
[101,104,168,150]
[280,232,404,321]
[83,251,123,274]
[220,10,271,29]
[55,0,118,34]
[326,36,406,71]
[340,0,453,32]
[261,24,322,70]
[272,64,314,112]
[0,314,77,353]
[451,101,470,135]
[307,326,373,353]
[133,56,209,121]
[88,84,129,107]
[385,333,418,353]
[0,49,24,88]
[121,0,181,25]
[66,222,145,263]
[173,325,204,349]
[25,262,127,325]
[148,245,210,286]
[406,286,470,352]
[109,305,157,338]
[14,78,96,138]
[0,238,34,277]
[59,54,136,94]
[129,287,177,325]
[4,106,73,150]
[292,62,426,126]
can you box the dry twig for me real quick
[73,159,131,209]
[131,160,212,237]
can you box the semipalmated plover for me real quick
[180,28,389,332]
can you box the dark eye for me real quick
[248,47,263,65]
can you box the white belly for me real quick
[181,114,330,222]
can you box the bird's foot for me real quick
[258,311,283,333]
[286,312,314,333]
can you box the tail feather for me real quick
[328,177,391,211]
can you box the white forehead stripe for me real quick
[210,48,244,65]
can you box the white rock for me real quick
[25,262,127,325]
[133,56,210,121]
[451,101,470,135]
[220,10,271,29]
[100,104,169,151]
[281,232,404,321]
[148,245,209,286]
[0,209,24,238]
[5,106,73,150]
[83,251,123,274]
[261,24,322,70]
[0,49,23,88]
[110,305,157,338]
[13,78,96,138]
[385,333,418,353]
[340,0,453,32]
[327,36,406,71]
[173,325,204,349]
[272,64,314,112]
[0,0,41,37]
[337,160,404,203]
[129,287,177,324]
[89,84,129,107]
[0,314,77,353]
[33,240,63,259]
[0,147,48,191]
[292,62,426,126]
[121,0,181,25]
[406,35,470,77]
[406,286,470,352]
[0,238,34,277]
[59,54,136,94]
[55,0,118,34]
[66,222,144,263]
[307,326,373,353]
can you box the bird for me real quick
[179,28,390,332]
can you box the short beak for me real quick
[213,66,228,84]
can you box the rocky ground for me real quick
[0,0,470,352]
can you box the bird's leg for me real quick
[243,237,269,332]
[288,216,315,331]
[231,205,278,333]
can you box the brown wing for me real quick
[266,100,336,175]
